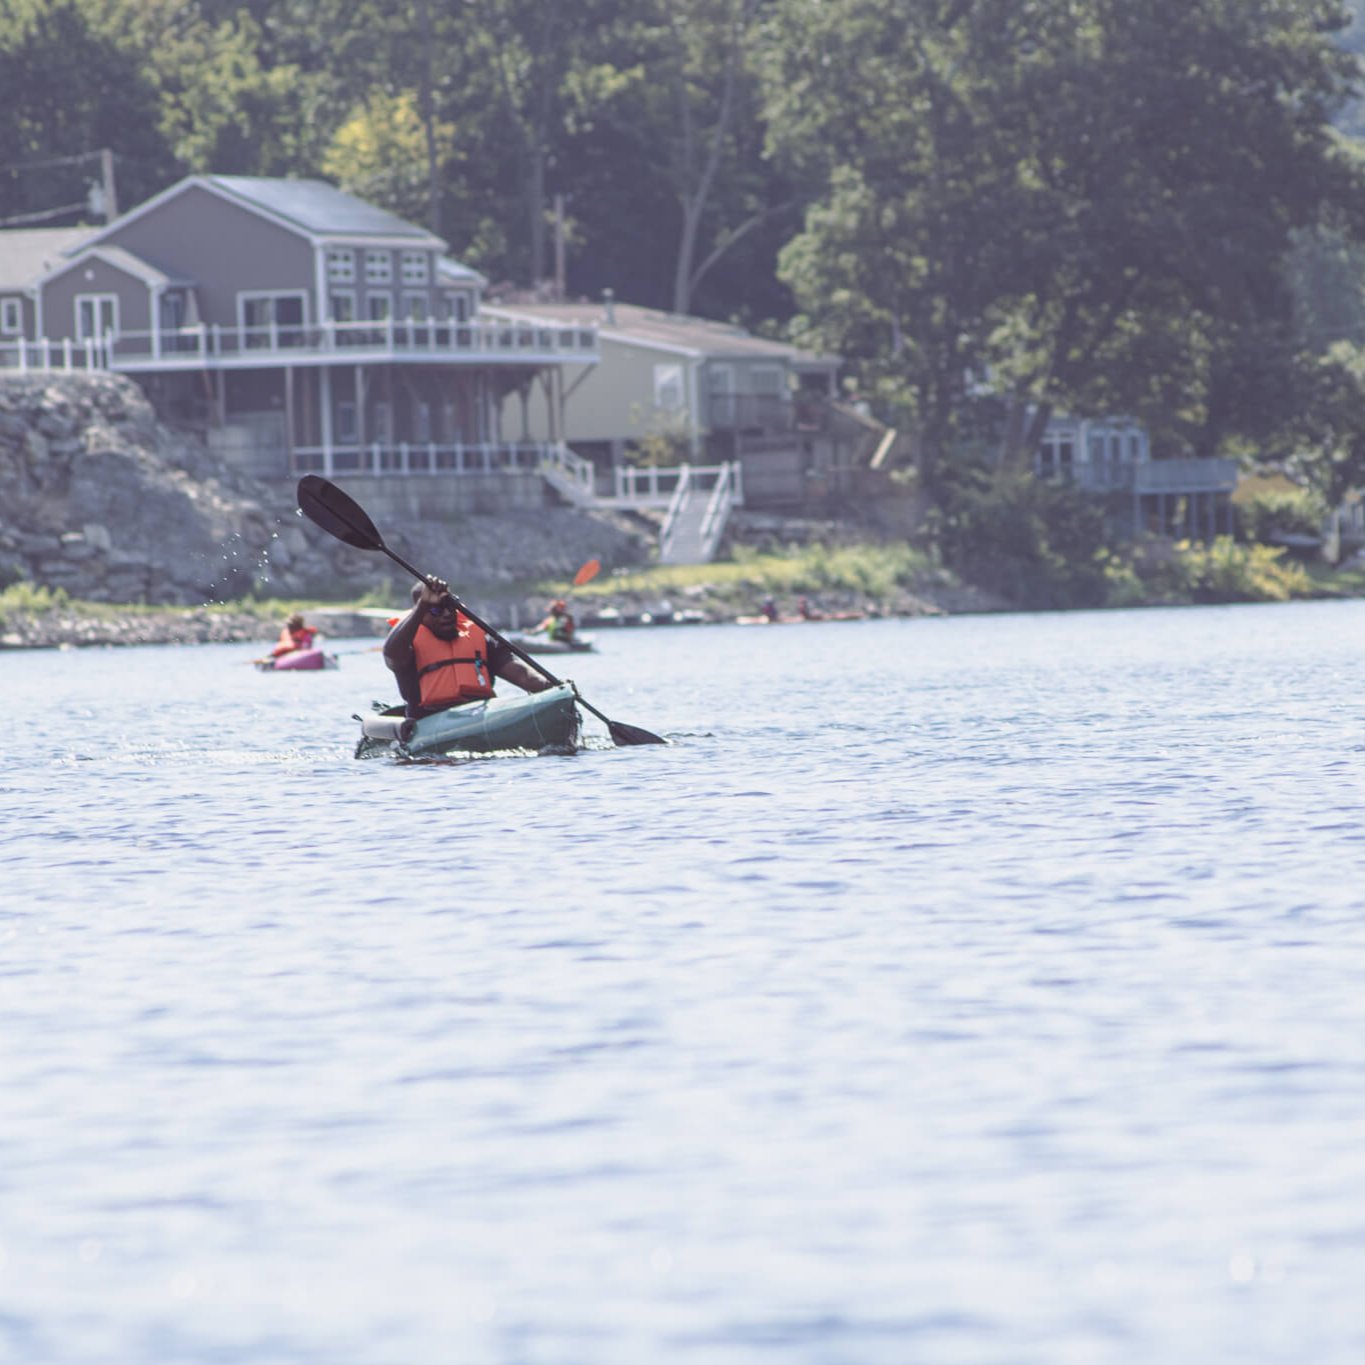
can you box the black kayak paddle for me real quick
[296,474,666,746]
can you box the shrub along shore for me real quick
[0,544,987,650]
[2,537,1359,652]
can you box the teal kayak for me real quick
[355,683,580,759]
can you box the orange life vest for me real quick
[272,625,316,656]
[412,618,494,708]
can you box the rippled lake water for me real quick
[3,601,1365,1364]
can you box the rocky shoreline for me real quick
[0,578,989,656]
[0,577,1000,651]
[0,371,1012,651]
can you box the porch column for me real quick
[321,368,334,478]
[284,365,295,475]
[354,364,367,469]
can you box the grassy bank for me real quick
[4,536,1362,651]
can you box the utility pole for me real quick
[99,149,117,221]
[553,194,566,300]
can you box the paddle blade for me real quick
[573,558,601,588]
[606,718,667,746]
[297,475,385,552]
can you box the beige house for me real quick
[483,295,860,508]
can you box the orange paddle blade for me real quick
[573,558,601,588]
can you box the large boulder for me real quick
[0,372,650,605]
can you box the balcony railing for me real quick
[291,440,558,479]
[708,393,792,432]
[1062,457,1240,495]
[0,316,599,374]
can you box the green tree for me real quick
[762,0,1365,482]
[81,0,316,176]
[0,0,177,224]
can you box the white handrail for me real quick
[658,464,694,558]
[697,461,740,559]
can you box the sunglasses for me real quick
[428,600,456,617]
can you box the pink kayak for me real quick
[256,647,336,672]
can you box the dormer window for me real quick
[365,250,392,284]
[327,249,355,284]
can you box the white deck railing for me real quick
[0,316,598,373]
[538,443,598,504]
[291,441,556,479]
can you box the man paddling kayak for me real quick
[384,579,552,719]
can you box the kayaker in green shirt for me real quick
[385,579,549,718]
[529,598,577,645]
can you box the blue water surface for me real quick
[2,601,1365,1364]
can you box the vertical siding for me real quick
[100,184,315,327]
[506,337,698,445]
[41,258,150,340]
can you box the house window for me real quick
[438,292,470,322]
[752,365,785,395]
[401,251,429,285]
[374,401,393,442]
[327,249,355,284]
[708,364,735,425]
[1038,436,1074,481]
[654,363,684,411]
[364,250,392,284]
[367,295,392,322]
[75,294,118,340]
[240,293,305,348]
[415,402,432,442]
[159,292,186,331]
[1,297,22,333]
[329,292,356,323]
[336,401,358,443]
[402,292,427,321]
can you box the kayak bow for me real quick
[355,683,581,759]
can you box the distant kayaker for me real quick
[529,598,577,645]
[270,612,317,658]
[385,579,551,718]
[760,595,779,623]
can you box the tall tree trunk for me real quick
[997,394,1029,470]
[670,2,748,315]
[528,147,547,285]
[415,0,440,237]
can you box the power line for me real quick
[0,149,107,176]
[0,148,117,225]
[0,201,87,227]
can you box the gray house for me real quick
[1,175,598,501]
[1035,414,1239,540]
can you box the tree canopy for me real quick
[5,0,1365,493]
[762,0,1365,476]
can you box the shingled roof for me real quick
[0,228,95,293]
